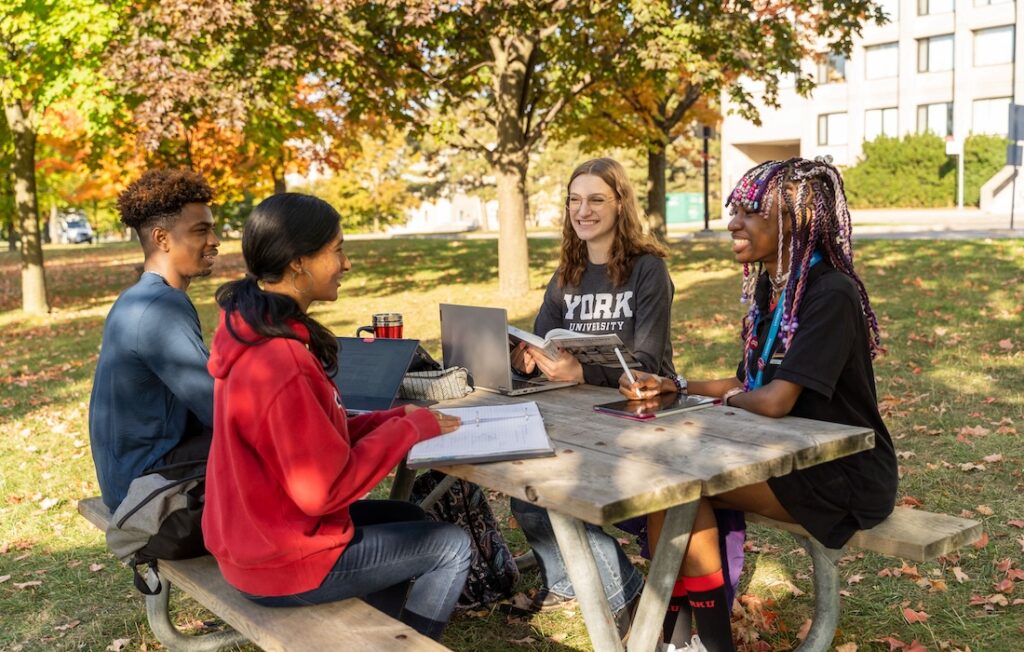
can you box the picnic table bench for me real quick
[746,508,981,650]
[78,497,447,652]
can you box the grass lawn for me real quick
[0,236,1021,652]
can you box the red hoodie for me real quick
[202,311,440,596]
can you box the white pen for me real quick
[614,347,636,386]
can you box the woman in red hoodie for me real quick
[203,193,472,640]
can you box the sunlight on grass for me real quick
[1,237,1021,651]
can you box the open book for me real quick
[508,325,640,367]
[406,402,554,468]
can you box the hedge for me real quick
[843,132,1008,208]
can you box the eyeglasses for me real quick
[566,195,616,213]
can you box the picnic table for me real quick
[418,384,877,652]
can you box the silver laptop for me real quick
[440,304,578,396]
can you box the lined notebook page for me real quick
[406,402,553,468]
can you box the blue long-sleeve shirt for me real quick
[89,272,214,510]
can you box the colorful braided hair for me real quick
[726,157,882,390]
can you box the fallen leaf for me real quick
[0,574,10,583]
[969,594,988,605]
[54,620,81,632]
[1007,569,1024,581]
[995,558,1013,572]
[988,593,1009,606]
[906,641,928,652]
[508,592,532,611]
[37,497,58,510]
[1008,519,1024,528]
[974,531,990,549]
[795,618,812,641]
[929,579,948,593]
[982,454,1004,464]
[999,339,1014,350]
[107,639,131,652]
[976,505,995,516]
[903,607,929,624]
[994,578,1015,594]
[953,567,970,583]
[847,574,865,585]
[836,644,858,652]
[900,562,920,578]
[959,425,991,437]
[898,495,923,508]
[89,563,105,572]
[874,636,907,651]
[508,636,536,645]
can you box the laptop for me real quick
[331,337,420,413]
[439,303,577,396]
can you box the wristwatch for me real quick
[670,373,688,395]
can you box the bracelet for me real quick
[722,387,745,406]
[670,373,687,395]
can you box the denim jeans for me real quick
[246,500,472,640]
[510,497,643,613]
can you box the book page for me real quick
[407,402,552,467]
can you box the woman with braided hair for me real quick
[620,157,897,652]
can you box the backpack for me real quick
[410,470,519,609]
[105,459,207,595]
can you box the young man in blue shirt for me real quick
[89,169,220,511]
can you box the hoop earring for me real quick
[291,269,313,295]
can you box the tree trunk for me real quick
[3,101,49,314]
[646,144,667,240]
[494,153,530,296]
[272,169,286,194]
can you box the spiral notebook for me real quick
[406,401,554,468]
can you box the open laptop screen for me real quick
[331,337,420,412]
[440,304,515,392]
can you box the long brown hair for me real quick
[558,158,668,288]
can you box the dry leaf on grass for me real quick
[835,643,858,652]
[89,563,105,572]
[508,636,536,645]
[902,607,929,624]
[1008,519,1024,528]
[54,620,81,632]
[847,574,864,585]
[106,639,130,652]
[0,574,10,583]
[12,580,41,590]
[976,505,994,516]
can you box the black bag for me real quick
[407,345,443,373]
[105,459,207,595]
[410,470,519,608]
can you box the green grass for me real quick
[1,238,1022,651]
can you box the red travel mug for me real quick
[357,313,403,339]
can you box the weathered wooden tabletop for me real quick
[434,384,875,526]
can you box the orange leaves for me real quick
[902,607,929,624]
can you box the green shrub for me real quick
[844,132,1008,208]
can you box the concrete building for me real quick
[720,0,1023,212]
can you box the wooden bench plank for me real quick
[747,507,982,562]
[78,498,447,651]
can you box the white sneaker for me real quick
[672,635,708,652]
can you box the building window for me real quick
[974,26,1015,66]
[865,42,899,79]
[818,113,849,146]
[918,35,954,72]
[974,0,1013,6]
[865,108,899,141]
[878,0,900,19]
[918,0,954,14]
[817,53,847,84]
[917,102,953,136]
[973,97,1011,134]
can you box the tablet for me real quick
[593,393,718,421]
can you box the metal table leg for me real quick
[143,568,249,652]
[626,501,699,652]
[389,459,418,501]
[549,511,624,652]
[791,534,844,652]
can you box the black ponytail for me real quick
[216,193,341,375]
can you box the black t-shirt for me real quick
[736,263,898,546]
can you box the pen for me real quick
[614,347,636,385]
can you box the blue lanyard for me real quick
[749,251,822,389]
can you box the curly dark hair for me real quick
[117,169,214,232]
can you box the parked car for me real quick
[56,213,94,244]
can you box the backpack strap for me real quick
[131,558,162,596]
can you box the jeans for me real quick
[510,498,643,613]
[246,500,472,640]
